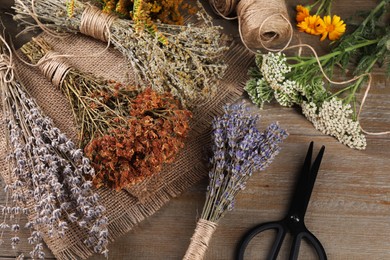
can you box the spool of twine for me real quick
[183,219,218,260]
[38,51,71,88]
[80,5,116,42]
[209,0,239,18]
[210,0,292,50]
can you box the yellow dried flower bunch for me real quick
[100,0,197,25]
[296,4,346,41]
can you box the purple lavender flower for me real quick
[0,44,109,257]
[201,103,288,222]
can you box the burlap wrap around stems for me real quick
[0,33,254,259]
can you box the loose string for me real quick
[29,0,69,39]
[38,51,71,88]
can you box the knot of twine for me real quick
[80,5,116,42]
[183,219,218,260]
[38,51,71,88]
[0,53,15,83]
[209,0,292,50]
[0,35,15,83]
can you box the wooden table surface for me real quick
[1,0,389,259]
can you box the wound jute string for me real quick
[80,5,116,42]
[183,219,218,260]
[209,0,292,50]
[38,51,71,88]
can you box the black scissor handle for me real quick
[290,230,327,260]
[236,221,286,260]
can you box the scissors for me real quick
[236,142,327,260]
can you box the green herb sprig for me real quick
[245,0,389,149]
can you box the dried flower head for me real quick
[297,15,325,35]
[85,88,192,190]
[245,51,367,149]
[296,5,310,22]
[320,15,346,41]
[302,99,366,150]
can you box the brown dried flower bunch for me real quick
[21,38,139,147]
[21,38,192,191]
[84,88,192,190]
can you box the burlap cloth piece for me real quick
[0,32,254,259]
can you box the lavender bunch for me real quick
[184,103,288,260]
[0,41,108,257]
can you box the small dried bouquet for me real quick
[21,38,192,191]
[0,38,108,257]
[183,103,288,260]
[14,0,228,107]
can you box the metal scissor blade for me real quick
[287,142,325,221]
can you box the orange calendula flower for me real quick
[297,15,325,35]
[296,5,310,22]
[320,15,346,41]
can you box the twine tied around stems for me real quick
[183,219,218,260]
[38,51,71,88]
[80,5,116,42]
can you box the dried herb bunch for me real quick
[184,103,288,259]
[21,38,139,148]
[98,0,197,25]
[85,88,192,190]
[20,38,192,191]
[0,40,108,257]
[14,0,228,107]
[202,103,288,222]
[245,0,390,150]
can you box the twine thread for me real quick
[183,219,218,260]
[38,51,71,88]
[80,5,116,42]
[0,35,15,83]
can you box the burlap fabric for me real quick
[0,32,254,259]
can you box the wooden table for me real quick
[1,0,389,259]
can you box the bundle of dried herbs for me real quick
[0,38,108,257]
[245,0,389,150]
[21,38,192,191]
[184,103,288,259]
[21,38,138,148]
[85,88,192,190]
[14,0,228,107]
